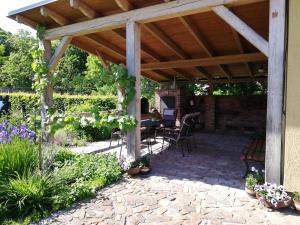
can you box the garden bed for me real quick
[0,123,122,225]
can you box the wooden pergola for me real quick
[8,0,286,184]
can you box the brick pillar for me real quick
[205,96,215,131]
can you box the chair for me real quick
[161,115,191,157]
[161,108,177,128]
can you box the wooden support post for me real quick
[39,39,53,143]
[126,21,141,161]
[265,0,286,184]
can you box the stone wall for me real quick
[155,88,266,134]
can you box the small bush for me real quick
[294,192,300,201]
[0,173,57,219]
[0,139,39,181]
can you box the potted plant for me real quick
[293,192,300,212]
[245,167,264,197]
[254,183,292,209]
[138,156,151,173]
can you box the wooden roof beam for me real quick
[212,5,269,57]
[15,15,38,29]
[44,0,267,40]
[115,0,133,11]
[142,53,267,71]
[40,7,69,26]
[179,16,231,79]
[70,0,99,19]
[231,29,254,77]
[143,23,188,59]
[177,76,267,84]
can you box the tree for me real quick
[53,45,88,93]
[0,30,36,88]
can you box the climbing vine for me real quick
[31,25,49,99]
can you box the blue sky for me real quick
[0,0,41,34]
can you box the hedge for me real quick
[0,92,117,114]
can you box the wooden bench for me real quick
[240,138,265,178]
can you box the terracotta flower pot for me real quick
[127,167,140,176]
[293,199,300,212]
[245,186,256,197]
[264,198,292,210]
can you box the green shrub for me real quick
[0,140,39,181]
[53,148,77,168]
[0,173,57,219]
[294,192,300,201]
[67,102,96,113]
[0,92,117,114]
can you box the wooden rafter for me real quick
[70,0,99,19]
[44,0,266,40]
[141,53,267,71]
[177,76,267,84]
[212,5,269,56]
[179,16,231,79]
[49,36,72,73]
[115,0,133,11]
[84,34,126,59]
[143,23,188,59]
[40,7,69,26]
[15,15,38,29]
[95,50,108,70]
[231,29,253,77]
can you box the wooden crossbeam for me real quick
[212,5,269,56]
[49,36,72,73]
[44,0,266,40]
[70,0,99,19]
[231,29,253,77]
[15,15,38,29]
[179,16,231,79]
[141,53,267,70]
[40,7,69,26]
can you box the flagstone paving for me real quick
[38,133,300,225]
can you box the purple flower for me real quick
[0,122,35,144]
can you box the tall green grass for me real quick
[0,139,39,181]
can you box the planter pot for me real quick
[245,186,256,197]
[293,199,300,212]
[127,167,140,176]
[264,198,292,210]
[140,166,151,174]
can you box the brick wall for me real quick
[155,88,266,134]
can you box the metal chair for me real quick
[161,108,177,128]
[161,115,191,157]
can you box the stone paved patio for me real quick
[39,132,300,225]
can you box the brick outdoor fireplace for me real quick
[155,89,187,125]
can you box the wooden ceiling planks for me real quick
[8,0,270,83]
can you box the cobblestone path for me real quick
[39,133,300,225]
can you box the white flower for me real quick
[271,198,278,207]
[278,185,284,192]
[251,166,256,172]
[266,182,271,187]
[271,184,277,191]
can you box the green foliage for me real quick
[31,48,49,97]
[0,30,36,89]
[0,92,117,114]
[213,82,266,96]
[245,171,264,190]
[0,140,39,182]
[141,78,159,107]
[294,192,300,201]
[0,173,55,219]
[53,46,88,93]
[0,143,123,224]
